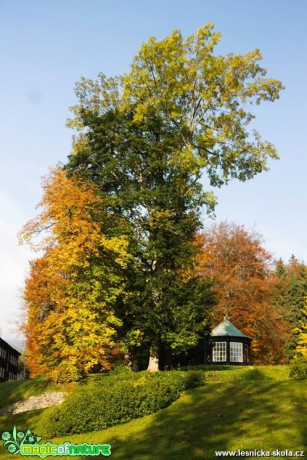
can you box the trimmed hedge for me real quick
[39,370,204,437]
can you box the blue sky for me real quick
[1,0,307,342]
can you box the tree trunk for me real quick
[159,343,174,370]
[124,353,139,371]
[147,348,159,372]
[124,352,133,368]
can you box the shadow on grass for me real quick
[0,377,53,409]
[2,369,305,460]
[182,364,238,372]
[237,368,267,381]
[93,376,307,459]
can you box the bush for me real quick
[289,356,307,380]
[183,370,205,388]
[39,370,205,437]
[51,362,84,383]
[109,365,133,376]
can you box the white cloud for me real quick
[0,202,34,341]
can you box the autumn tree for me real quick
[197,222,290,363]
[19,168,130,381]
[64,24,282,370]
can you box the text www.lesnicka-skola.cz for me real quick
[215,449,305,457]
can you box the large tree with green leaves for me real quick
[65,24,283,370]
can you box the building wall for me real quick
[208,336,252,365]
[0,338,20,382]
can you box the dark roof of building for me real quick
[0,337,21,356]
[211,318,249,338]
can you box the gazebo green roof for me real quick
[211,318,248,338]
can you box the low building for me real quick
[0,338,21,382]
[207,318,252,365]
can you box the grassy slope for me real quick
[0,376,62,408]
[0,366,306,459]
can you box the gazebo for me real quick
[207,318,252,365]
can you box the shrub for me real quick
[109,365,133,376]
[39,370,204,437]
[183,370,205,388]
[289,356,307,380]
[51,362,84,383]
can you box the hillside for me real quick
[0,366,306,459]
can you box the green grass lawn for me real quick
[0,366,306,459]
[0,375,61,408]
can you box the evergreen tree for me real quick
[295,296,307,358]
[272,256,307,360]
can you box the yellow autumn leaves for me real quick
[19,169,130,379]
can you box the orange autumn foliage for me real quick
[197,222,290,363]
[19,168,130,380]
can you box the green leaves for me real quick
[120,25,283,188]
[33,24,283,370]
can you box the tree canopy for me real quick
[19,169,130,380]
[197,222,291,363]
[21,24,284,375]
[64,24,283,369]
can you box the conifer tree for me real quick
[273,257,307,359]
[295,296,307,358]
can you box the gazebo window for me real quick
[230,342,243,362]
[212,342,226,362]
